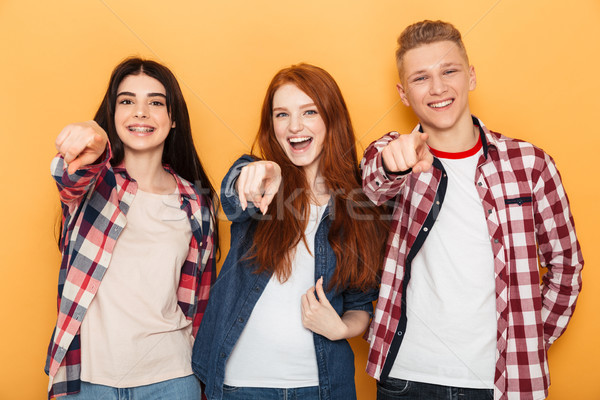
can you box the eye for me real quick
[274,112,288,118]
[412,76,427,83]
[150,100,165,106]
[304,109,318,116]
[444,69,457,75]
[118,98,134,105]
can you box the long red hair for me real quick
[249,64,387,291]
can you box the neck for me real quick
[123,149,175,194]
[304,164,330,206]
[423,113,478,152]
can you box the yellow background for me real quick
[1,1,598,399]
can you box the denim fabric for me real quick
[222,384,320,400]
[62,375,201,400]
[377,378,493,400]
[192,155,378,400]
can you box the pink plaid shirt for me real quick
[45,148,216,399]
[361,117,583,400]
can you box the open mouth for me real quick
[288,136,313,150]
[128,125,155,136]
[429,99,453,109]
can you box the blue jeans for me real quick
[222,384,320,400]
[63,375,201,400]
[377,378,493,400]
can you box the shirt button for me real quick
[488,209,492,214]
[375,181,381,187]
[397,330,403,336]
[254,286,260,292]
[423,227,429,232]
[220,352,226,358]
[494,238,499,243]
[436,201,440,205]
[238,317,244,323]
[190,215,195,220]
[477,182,483,187]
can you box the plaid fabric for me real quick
[361,117,583,400]
[45,148,216,399]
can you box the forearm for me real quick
[51,145,110,205]
[338,310,371,340]
[220,155,259,221]
[361,132,407,205]
[534,152,583,343]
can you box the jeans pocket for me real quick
[377,378,411,396]
[222,384,240,393]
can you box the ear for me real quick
[468,65,477,91]
[396,83,410,107]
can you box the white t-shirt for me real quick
[224,204,327,388]
[80,188,194,387]
[389,142,496,389]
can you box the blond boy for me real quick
[362,20,583,400]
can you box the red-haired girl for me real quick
[192,63,387,400]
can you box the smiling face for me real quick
[272,83,327,180]
[113,73,175,158]
[397,40,476,136]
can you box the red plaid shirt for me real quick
[45,148,216,399]
[361,117,583,400]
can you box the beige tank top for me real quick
[80,188,193,387]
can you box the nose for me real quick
[429,74,448,95]
[134,102,149,118]
[289,114,303,133]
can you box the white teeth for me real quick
[430,99,453,108]
[289,137,311,143]
[129,126,154,132]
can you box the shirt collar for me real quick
[112,163,198,201]
[416,115,498,161]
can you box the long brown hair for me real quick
[250,63,387,291]
[94,57,220,257]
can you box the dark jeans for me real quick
[222,384,320,400]
[377,378,493,400]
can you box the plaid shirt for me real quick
[45,148,216,399]
[361,117,583,400]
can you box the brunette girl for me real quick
[192,63,387,400]
[45,58,218,399]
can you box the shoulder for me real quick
[485,128,553,167]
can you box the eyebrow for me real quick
[272,103,316,111]
[116,91,167,98]
[407,62,463,79]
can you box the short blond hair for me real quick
[396,20,469,77]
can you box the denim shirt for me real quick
[192,155,377,400]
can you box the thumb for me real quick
[315,277,329,305]
[264,162,275,177]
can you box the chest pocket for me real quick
[504,196,532,206]
[503,196,535,236]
